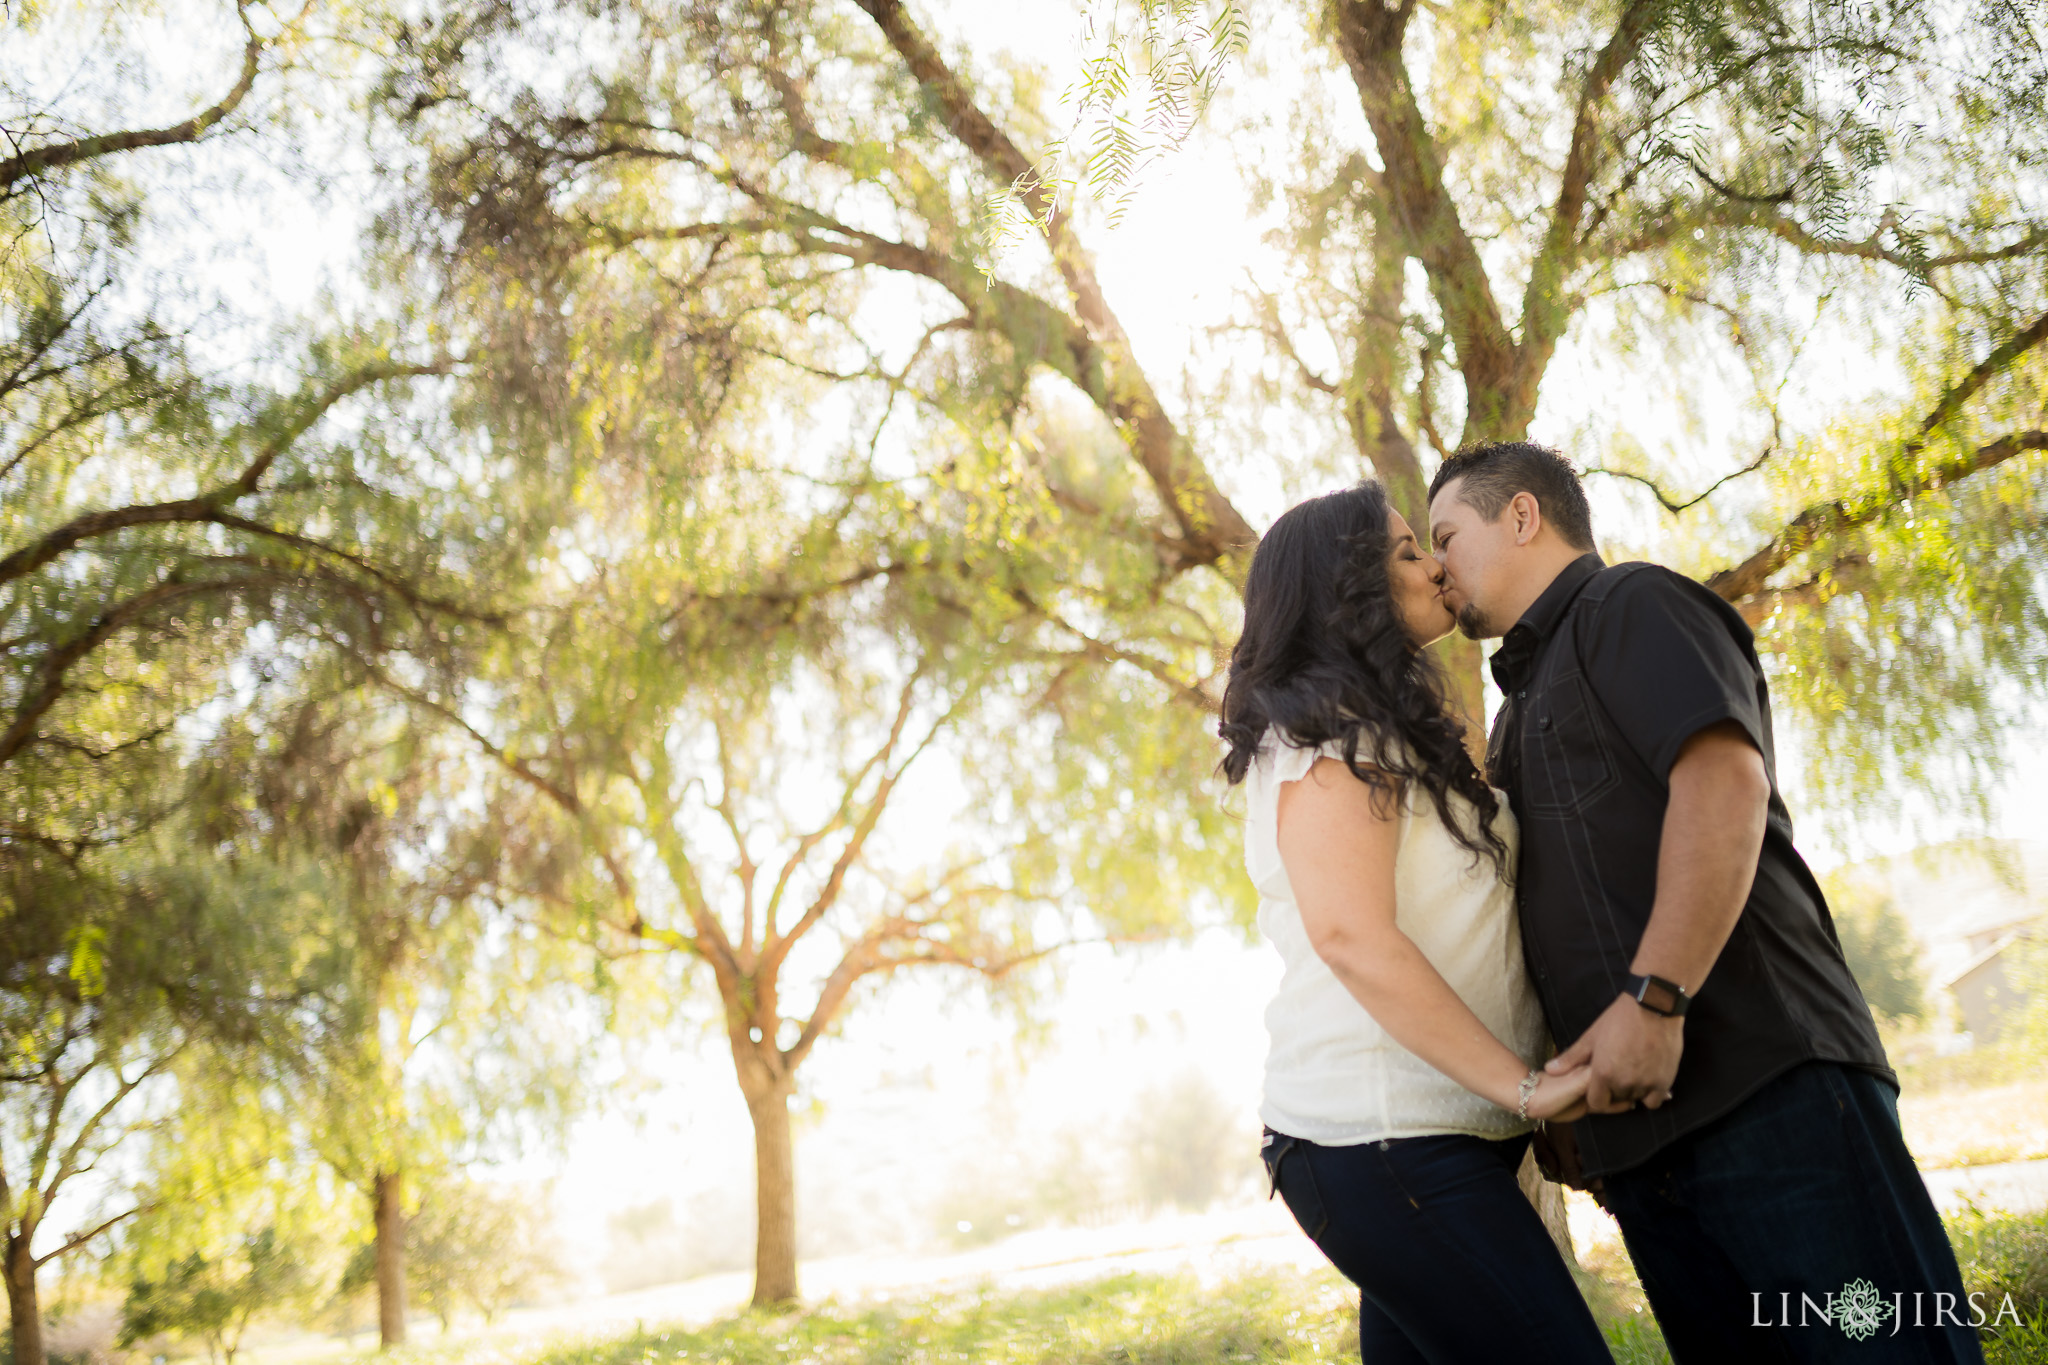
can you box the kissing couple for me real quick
[1223,443,1981,1363]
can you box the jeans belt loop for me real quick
[1263,1133,1297,1199]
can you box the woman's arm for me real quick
[1277,756,1587,1121]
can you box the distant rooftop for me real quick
[1828,838,2048,987]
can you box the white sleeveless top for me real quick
[1246,735,1548,1145]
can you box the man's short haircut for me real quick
[1427,441,1595,551]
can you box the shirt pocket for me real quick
[1519,672,1620,817]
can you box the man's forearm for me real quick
[1629,721,1770,995]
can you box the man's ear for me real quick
[1510,490,1545,546]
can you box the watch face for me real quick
[1633,975,1683,1015]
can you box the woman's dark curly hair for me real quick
[1218,481,1508,875]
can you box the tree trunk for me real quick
[1517,1147,1579,1269]
[5,1237,43,1365]
[373,1169,407,1348]
[743,1083,800,1307]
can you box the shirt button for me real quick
[1518,690,1527,700]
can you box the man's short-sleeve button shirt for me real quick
[1488,553,1894,1178]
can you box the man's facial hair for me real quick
[1457,601,1492,640]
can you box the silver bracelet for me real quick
[1515,1068,1543,1121]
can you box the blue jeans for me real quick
[1262,1127,1614,1363]
[1601,1060,1984,1364]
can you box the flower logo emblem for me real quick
[1835,1279,1896,1341]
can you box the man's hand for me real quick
[1547,994,1685,1113]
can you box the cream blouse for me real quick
[1246,734,1548,1145]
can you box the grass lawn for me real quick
[336,1207,2048,1365]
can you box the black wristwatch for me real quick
[1625,972,1691,1017]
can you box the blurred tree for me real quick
[6,9,597,1351]
[0,759,341,1365]
[433,566,1220,1305]
[365,6,1256,1297]
[251,682,596,1348]
[401,1177,562,1328]
[118,1227,314,1365]
[1121,1069,1252,1213]
[1822,882,1928,1024]
[1,0,467,787]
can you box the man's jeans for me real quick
[1601,1060,1985,1364]
[1263,1127,1614,1364]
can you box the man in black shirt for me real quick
[1427,442,1982,1364]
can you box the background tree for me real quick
[400,1176,563,1329]
[1821,876,1928,1024]
[249,680,596,1348]
[426,528,1228,1305]
[118,1226,315,1365]
[0,752,340,1365]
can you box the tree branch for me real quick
[758,671,936,980]
[1517,0,1659,396]
[1329,0,1520,438]
[1709,431,2048,604]
[45,1052,175,1208]
[0,361,454,588]
[1709,310,2048,603]
[0,10,263,194]
[1586,439,1778,514]
[0,577,244,769]
[849,0,1257,571]
[35,1201,150,1267]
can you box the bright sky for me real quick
[11,0,2047,1277]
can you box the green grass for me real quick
[417,1272,1363,1365]
[358,1267,1664,1365]
[337,1207,2048,1365]
[1952,1206,2048,1365]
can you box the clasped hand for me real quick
[1545,992,1685,1115]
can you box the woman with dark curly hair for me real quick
[1223,482,1612,1363]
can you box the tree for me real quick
[0,769,340,1365]
[247,680,595,1348]
[2,0,477,787]
[430,560,1220,1305]
[119,1227,314,1365]
[377,0,2048,1261]
[402,1177,562,1328]
[1245,1,2048,779]
[1822,878,1927,1024]
[8,9,601,1348]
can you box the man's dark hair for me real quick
[1427,441,1595,551]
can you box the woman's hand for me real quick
[1525,1065,1592,1124]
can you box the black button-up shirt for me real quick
[1490,553,1894,1177]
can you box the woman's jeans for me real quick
[1262,1127,1613,1364]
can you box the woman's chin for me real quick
[1403,610,1457,650]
